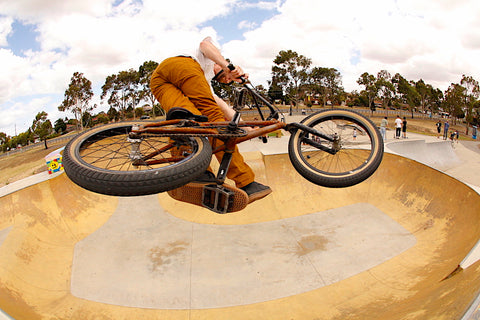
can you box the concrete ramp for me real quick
[387,139,460,169]
[0,152,480,320]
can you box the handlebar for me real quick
[226,62,280,121]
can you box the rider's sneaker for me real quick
[240,181,272,204]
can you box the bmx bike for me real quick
[63,78,384,213]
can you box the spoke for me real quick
[78,130,196,172]
[300,118,373,174]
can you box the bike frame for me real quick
[131,80,340,184]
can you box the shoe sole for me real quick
[167,182,249,213]
[247,188,272,204]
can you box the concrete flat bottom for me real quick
[71,199,415,309]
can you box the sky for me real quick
[0,0,479,137]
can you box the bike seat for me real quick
[166,107,208,122]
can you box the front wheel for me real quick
[63,122,212,196]
[288,109,383,188]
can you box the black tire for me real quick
[63,122,212,196]
[288,109,383,188]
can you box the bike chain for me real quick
[140,128,247,139]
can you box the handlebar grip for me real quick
[227,63,247,84]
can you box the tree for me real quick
[54,118,67,134]
[107,106,120,121]
[31,111,52,149]
[0,132,7,145]
[213,78,235,103]
[58,72,95,131]
[357,72,378,111]
[444,83,465,125]
[272,50,312,109]
[392,73,419,116]
[101,69,140,120]
[309,67,344,107]
[138,61,162,117]
[428,87,444,114]
[460,75,480,134]
[82,111,93,128]
[0,132,8,152]
[267,76,284,104]
[415,79,429,113]
[92,112,110,126]
[376,70,395,109]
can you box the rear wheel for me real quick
[288,109,383,188]
[63,122,212,196]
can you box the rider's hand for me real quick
[225,65,248,83]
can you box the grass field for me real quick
[0,140,68,187]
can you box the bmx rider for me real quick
[150,37,272,210]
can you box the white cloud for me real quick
[0,96,54,134]
[238,20,257,30]
[0,16,13,46]
[0,0,113,22]
[225,0,480,92]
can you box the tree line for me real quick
[266,50,479,132]
[1,49,479,152]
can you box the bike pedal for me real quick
[202,184,234,214]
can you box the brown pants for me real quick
[150,56,254,188]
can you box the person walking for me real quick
[402,116,407,139]
[380,116,388,142]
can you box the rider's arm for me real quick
[213,94,235,121]
[199,39,229,71]
[199,38,246,80]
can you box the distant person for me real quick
[443,121,450,140]
[380,116,388,142]
[402,116,407,138]
[450,130,456,142]
[394,115,402,139]
[353,127,357,140]
[436,120,442,139]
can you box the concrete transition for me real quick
[0,136,480,320]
